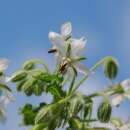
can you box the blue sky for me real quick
[0,0,130,130]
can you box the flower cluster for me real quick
[0,22,130,130]
[0,59,14,122]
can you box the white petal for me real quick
[71,37,86,56]
[0,76,6,84]
[5,76,12,83]
[54,52,63,65]
[64,67,73,81]
[124,91,130,99]
[48,31,66,56]
[0,76,11,84]
[61,22,72,37]
[120,125,130,130]
[74,63,89,74]
[0,59,9,71]
[112,95,124,106]
[121,79,130,91]
[91,122,115,129]
[0,92,14,106]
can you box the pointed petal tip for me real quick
[0,59,10,71]
[120,79,130,92]
[61,22,72,37]
[48,31,56,40]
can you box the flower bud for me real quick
[16,80,26,91]
[22,78,36,92]
[97,101,112,123]
[84,99,93,119]
[23,60,35,70]
[0,71,3,76]
[11,71,27,82]
[104,59,118,80]
[69,118,82,129]
[33,84,43,96]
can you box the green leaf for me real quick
[20,104,36,125]
[47,87,61,98]
[73,57,87,62]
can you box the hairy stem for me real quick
[72,56,114,93]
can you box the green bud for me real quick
[11,71,27,82]
[33,84,43,96]
[0,71,3,77]
[0,83,11,92]
[104,59,118,80]
[16,80,26,91]
[69,118,82,129]
[84,99,93,120]
[97,101,112,123]
[25,87,33,96]
[30,69,44,78]
[23,60,35,70]
[22,78,36,92]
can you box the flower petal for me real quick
[54,52,63,65]
[61,22,72,38]
[48,31,66,56]
[124,89,130,99]
[71,37,86,56]
[74,63,89,74]
[0,92,14,106]
[120,125,130,130]
[121,79,130,91]
[112,95,124,106]
[0,76,6,84]
[0,59,9,71]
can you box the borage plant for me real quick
[1,22,130,130]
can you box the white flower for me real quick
[48,22,88,75]
[0,58,14,122]
[112,79,130,106]
[0,58,9,72]
[0,58,10,84]
[0,92,14,122]
[92,119,130,130]
[110,118,130,130]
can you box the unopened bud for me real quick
[104,59,118,80]
[97,101,112,123]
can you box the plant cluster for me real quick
[0,22,130,130]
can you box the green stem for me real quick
[72,56,114,93]
[67,75,76,95]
